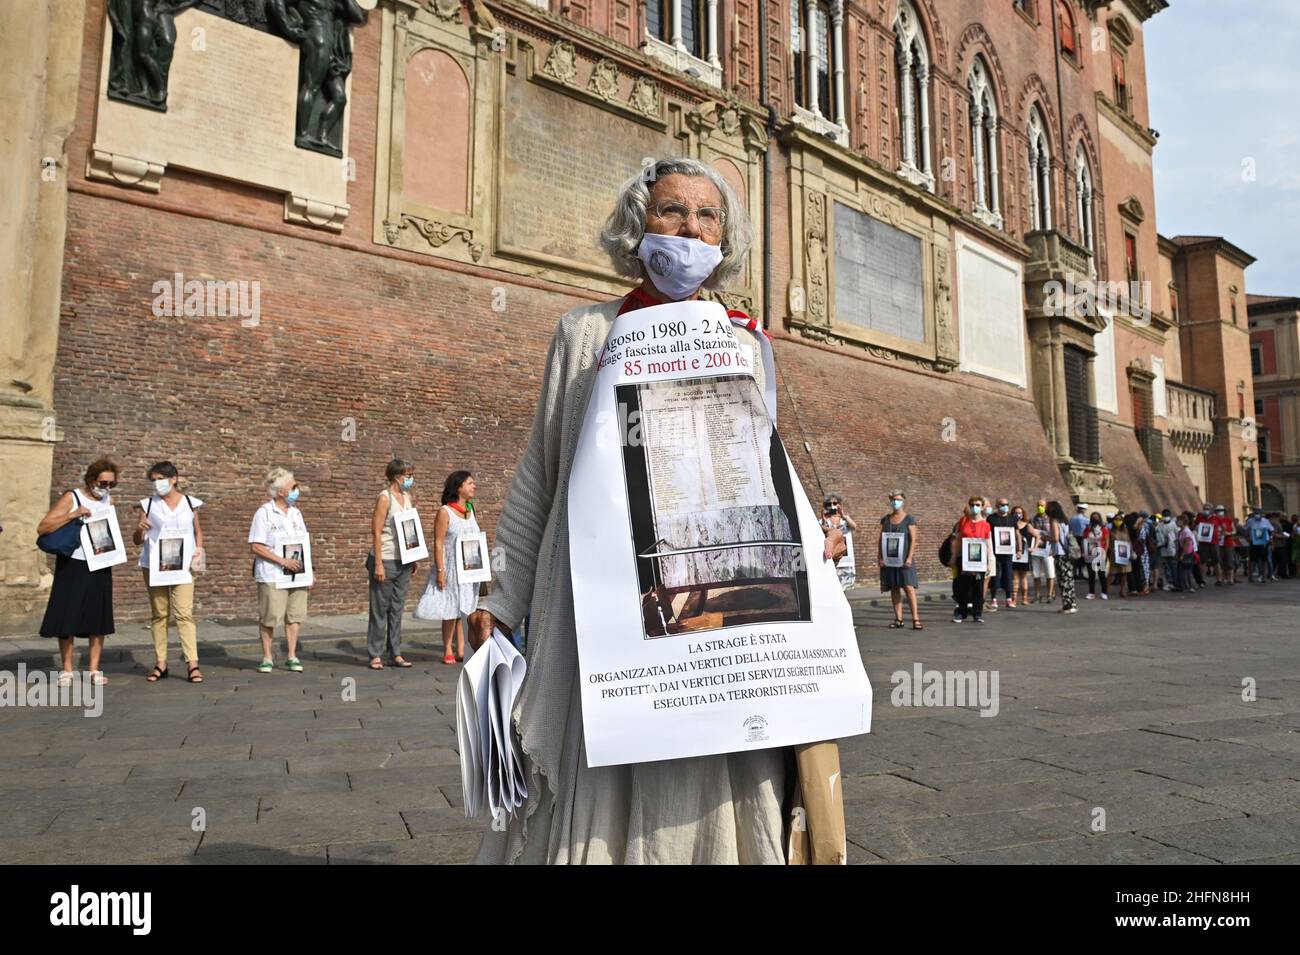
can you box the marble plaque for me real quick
[91,9,349,222]
[498,72,680,274]
[833,202,925,343]
[956,233,1027,387]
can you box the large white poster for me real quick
[567,300,872,767]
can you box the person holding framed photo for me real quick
[820,493,857,592]
[36,457,121,687]
[1010,505,1034,607]
[878,490,921,630]
[366,458,418,670]
[1107,514,1131,598]
[414,470,481,664]
[986,498,1017,611]
[1028,499,1056,605]
[247,467,310,674]
[946,496,991,624]
[134,461,205,684]
[1082,512,1110,600]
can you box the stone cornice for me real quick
[1096,92,1157,153]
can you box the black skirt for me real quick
[39,554,115,638]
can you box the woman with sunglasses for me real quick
[36,457,120,686]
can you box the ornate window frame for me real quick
[893,0,934,192]
[784,125,956,373]
[967,56,1003,230]
[643,0,724,88]
[373,0,496,264]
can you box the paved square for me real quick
[1,580,1296,864]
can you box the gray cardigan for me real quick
[475,297,784,864]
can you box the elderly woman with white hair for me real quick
[247,466,310,673]
[464,157,790,864]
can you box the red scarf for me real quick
[447,501,470,517]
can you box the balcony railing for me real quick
[1166,380,1216,453]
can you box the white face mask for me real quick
[90,486,109,501]
[153,478,172,496]
[637,233,723,301]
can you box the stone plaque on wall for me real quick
[90,8,352,230]
[833,202,925,343]
[497,71,681,275]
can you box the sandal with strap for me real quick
[186,665,204,684]
[390,657,413,668]
[912,620,925,630]
[147,664,169,683]
[369,658,385,670]
[888,619,905,629]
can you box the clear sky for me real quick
[1145,0,1299,296]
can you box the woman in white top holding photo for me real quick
[366,458,418,670]
[133,461,205,683]
[247,467,310,674]
[415,470,480,664]
[36,457,121,686]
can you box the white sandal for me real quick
[57,671,73,688]
[89,670,107,686]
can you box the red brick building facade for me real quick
[7,0,1246,629]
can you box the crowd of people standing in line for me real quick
[819,492,1298,628]
[35,457,487,683]
[36,454,1299,683]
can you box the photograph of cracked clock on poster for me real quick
[619,373,811,639]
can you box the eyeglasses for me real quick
[95,481,118,489]
[648,201,726,237]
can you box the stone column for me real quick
[1028,144,1040,228]
[1039,154,1052,229]
[897,41,914,166]
[1052,338,1071,458]
[805,0,819,115]
[706,0,720,67]
[986,113,1001,216]
[0,0,85,632]
[917,63,931,176]
[831,0,846,127]
[970,101,986,209]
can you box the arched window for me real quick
[792,0,845,138]
[1057,1,1078,60]
[894,0,933,191]
[1074,144,1095,254]
[1027,106,1052,231]
[967,56,1002,228]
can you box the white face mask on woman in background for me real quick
[153,478,173,496]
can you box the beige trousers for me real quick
[142,569,198,664]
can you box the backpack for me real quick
[937,523,959,567]
[36,490,86,557]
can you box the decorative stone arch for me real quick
[954,23,1011,116]
[1016,74,1061,147]
[1065,114,1101,193]
[890,0,948,73]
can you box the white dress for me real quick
[414,504,481,620]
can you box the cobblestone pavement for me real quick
[0,579,1296,864]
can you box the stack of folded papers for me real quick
[455,629,528,820]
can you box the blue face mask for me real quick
[998,505,1009,515]
[286,488,300,505]
[891,499,903,510]
[971,506,982,517]
[401,477,414,490]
